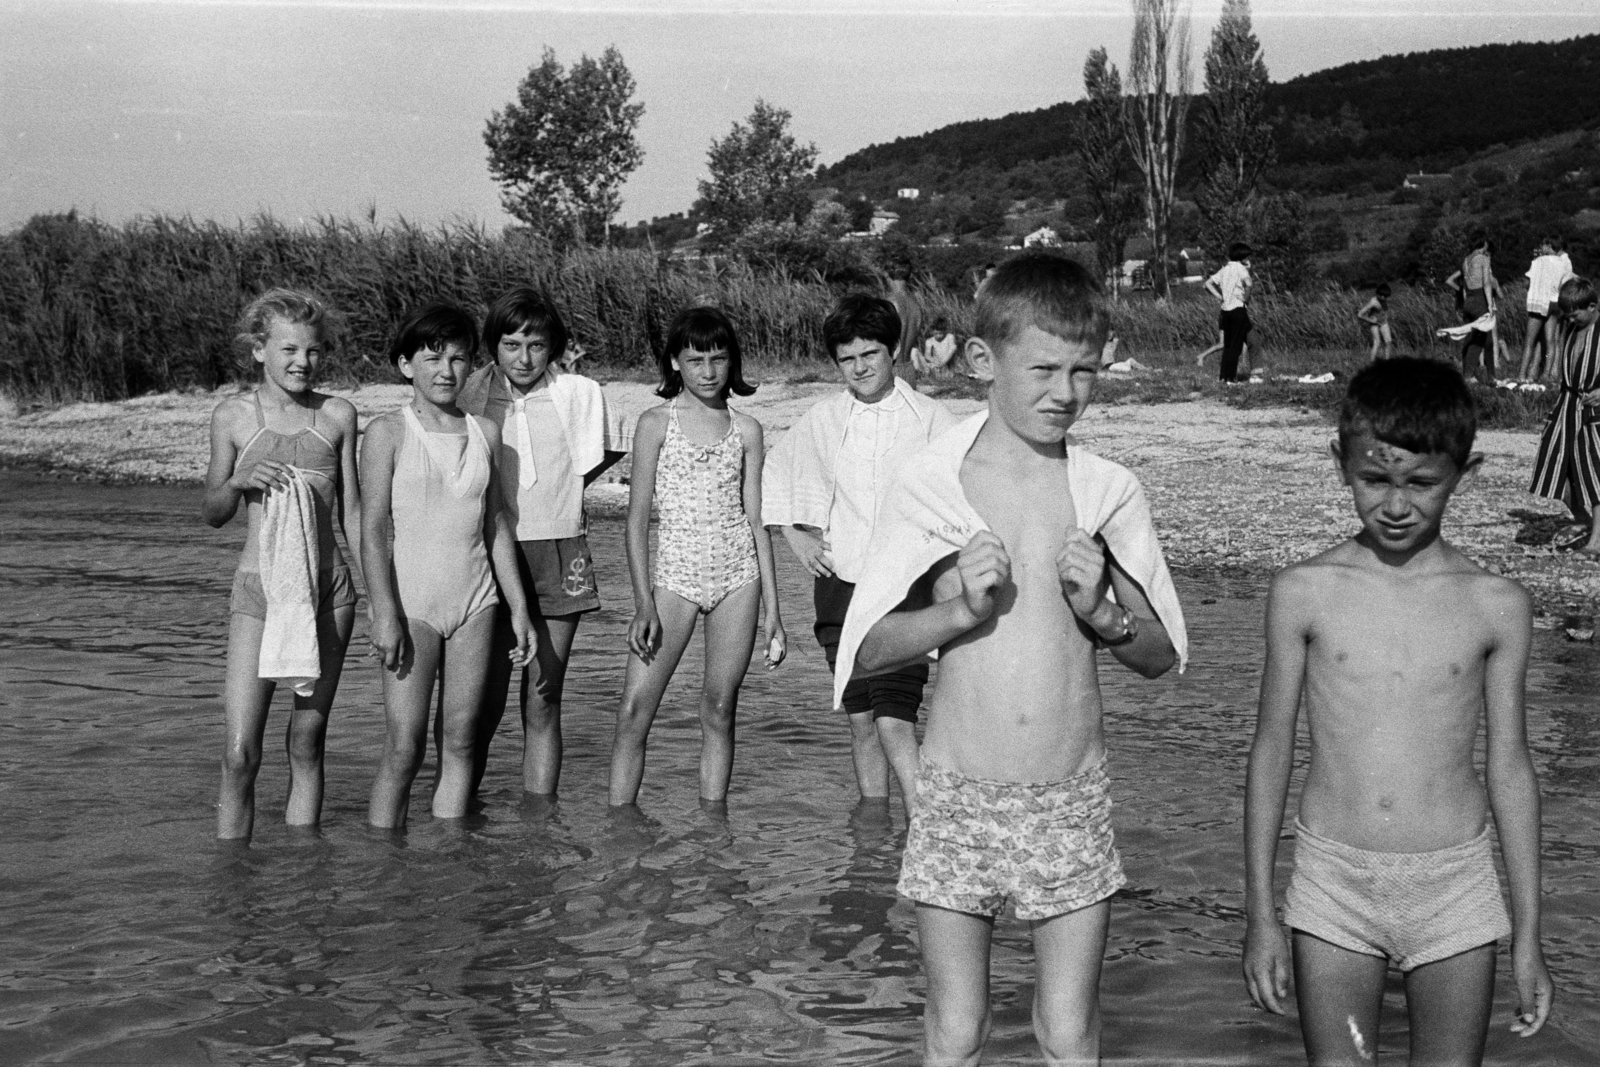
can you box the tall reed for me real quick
[0,212,1516,403]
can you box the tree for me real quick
[1124,0,1193,300]
[1076,47,1143,296]
[696,100,819,244]
[484,46,644,245]
[1195,0,1274,256]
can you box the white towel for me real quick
[833,410,1189,708]
[459,364,634,473]
[257,468,321,697]
[762,378,956,531]
[1435,312,1496,341]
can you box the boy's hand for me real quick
[1242,918,1292,1015]
[510,612,537,669]
[958,531,1010,623]
[1510,942,1554,1037]
[1057,529,1111,619]
[628,604,662,662]
[369,611,408,673]
[782,527,835,578]
[763,618,787,670]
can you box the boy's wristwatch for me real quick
[1098,605,1139,647]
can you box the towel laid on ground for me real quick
[1436,312,1496,341]
[459,363,634,477]
[258,469,321,697]
[762,377,957,531]
[833,410,1188,708]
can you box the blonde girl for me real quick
[202,289,362,841]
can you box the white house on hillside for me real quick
[869,210,900,236]
[1023,226,1060,248]
[896,188,920,200]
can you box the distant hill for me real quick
[819,33,1600,193]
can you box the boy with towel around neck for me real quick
[1244,358,1553,1065]
[764,294,957,810]
[837,253,1187,1065]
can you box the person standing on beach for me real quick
[1206,242,1254,383]
[764,294,957,811]
[1446,234,1501,383]
[1529,276,1600,558]
[202,289,363,842]
[1520,236,1573,382]
[1355,283,1394,361]
[458,288,629,804]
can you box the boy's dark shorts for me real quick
[813,574,926,723]
[512,536,600,618]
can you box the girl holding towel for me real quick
[202,289,363,842]
[362,305,535,827]
[609,306,786,808]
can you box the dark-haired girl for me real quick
[361,304,534,827]
[608,306,786,807]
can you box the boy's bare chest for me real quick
[965,473,1078,559]
[1311,595,1488,685]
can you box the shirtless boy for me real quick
[840,253,1187,1065]
[1244,357,1553,1065]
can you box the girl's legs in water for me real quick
[609,590,701,806]
[218,604,353,840]
[473,611,580,798]
[431,610,496,817]
[368,623,442,828]
[696,579,761,802]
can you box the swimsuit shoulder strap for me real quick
[253,390,266,429]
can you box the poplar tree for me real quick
[1124,0,1193,300]
[695,100,819,245]
[1076,47,1142,296]
[485,46,644,245]
[1196,0,1275,255]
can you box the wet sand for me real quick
[2,378,1595,619]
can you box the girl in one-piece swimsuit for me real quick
[201,288,363,842]
[608,306,787,808]
[361,304,535,828]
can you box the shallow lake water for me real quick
[1,470,1596,1066]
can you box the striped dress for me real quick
[1529,322,1600,512]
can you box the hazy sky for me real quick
[3,0,1597,231]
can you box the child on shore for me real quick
[609,306,786,808]
[764,294,957,809]
[1521,237,1574,382]
[837,253,1187,1064]
[203,289,363,841]
[1244,357,1553,1064]
[1356,283,1394,360]
[458,288,629,800]
[1206,242,1254,382]
[1529,276,1600,557]
[361,305,534,828]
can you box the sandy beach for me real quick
[2,378,1595,620]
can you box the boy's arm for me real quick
[1356,297,1380,324]
[776,525,834,578]
[739,414,786,667]
[1059,533,1176,678]
[624,409,667,661]
[1242,568,1311,1016]
[1204,273,1224,301]
[855,531,1008,674]
[1482,581,1553,1037]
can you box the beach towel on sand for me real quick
[833,411,1189,708]
[258,469,321,697]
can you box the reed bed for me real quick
[0,212,1533,405]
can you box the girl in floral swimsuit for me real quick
[609,306,787,807]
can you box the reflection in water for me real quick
[0,471,1596,1065]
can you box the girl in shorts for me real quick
[202,289,362,841]
[458,288,628,800]
[608,306,786,807]
[361,304,534,827]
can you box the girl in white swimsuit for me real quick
[609,306,787,808]
[361,304,535,828]
[201,289,363,842]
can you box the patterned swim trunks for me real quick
[1284,819,1511,972]
[898,756,1126,920]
